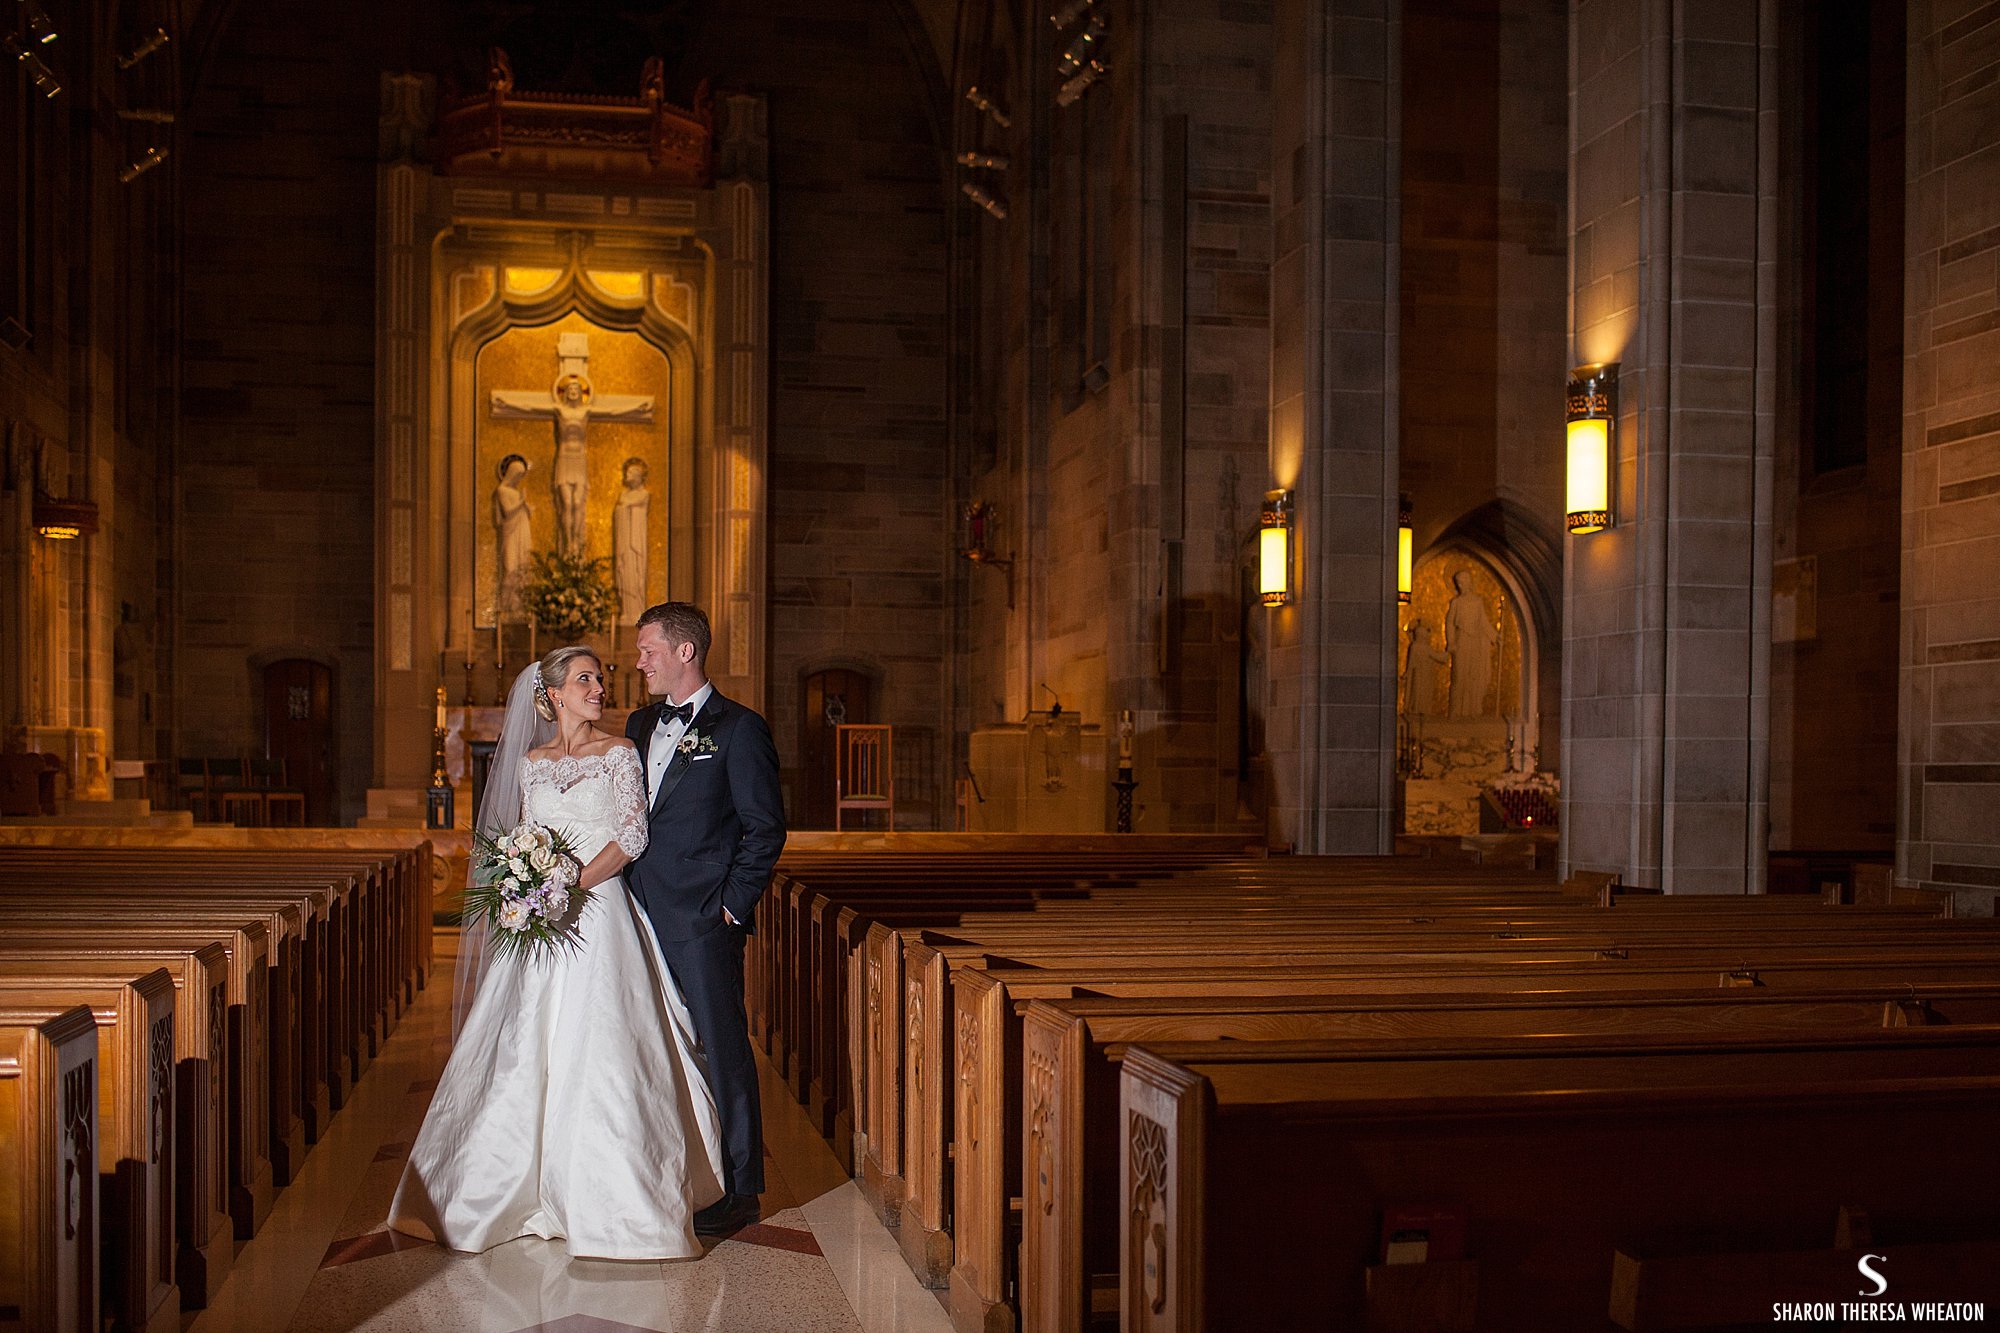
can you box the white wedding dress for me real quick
[389,747,726,1259]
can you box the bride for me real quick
[389,646,725,1259]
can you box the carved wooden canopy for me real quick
[436,48,713,186]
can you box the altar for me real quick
[363,62,771,825]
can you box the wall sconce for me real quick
[1259,489,1292,607]
[962,500,1016,608]
[1565,362,1617,535]
[1397,495,1413,605]
[33,496,99,540]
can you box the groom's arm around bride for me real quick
[625,601,786,1232]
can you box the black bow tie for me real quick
[658,702,694,727]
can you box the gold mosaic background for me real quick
[474,312,672,626]
[1397,550,1524,720]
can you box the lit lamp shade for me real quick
[1564,363,1617,535]
[32,496,99,541]
[1397,496,1413,604]
[1259,489,1292,607]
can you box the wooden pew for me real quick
[0,970,179,1333]
[0,828,435,1006]
[0,920,276,1194]
[0,1005,98,1333]
[902,923,2000,1294]
[0,860,364,1099]
[0,945,235,1306]
[1117,1031,2000,1330]
[0,894,312,1167]
[1016,982,2000,1333]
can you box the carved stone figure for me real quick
[612,456,651,622]
[1445,570,1499,718]
[1401,617,1448,717]
[492,453,532,620]
[490,333,656,555]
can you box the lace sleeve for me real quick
[609,746,650,859]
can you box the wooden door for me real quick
[262,660,335,824]
[800,668,872,829]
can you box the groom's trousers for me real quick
[660,923,765,1197]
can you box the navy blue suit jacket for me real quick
[624,688,787,942]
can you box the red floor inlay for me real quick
[320,1227,435,1269]
[723,1222,821,1257]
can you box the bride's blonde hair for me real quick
[532,645,600,722]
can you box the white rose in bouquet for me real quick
[529,845,556,873]
[498,900,529,930]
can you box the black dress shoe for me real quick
[693,1192,760,1235]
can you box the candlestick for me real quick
[461,660,474,708]
[493,621,502,670]
[464,609,474,671]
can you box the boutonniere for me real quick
[677,730,719,756]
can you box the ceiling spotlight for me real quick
[961,181,1008,220]
[24,2,55,44]
[964,85,1011,130]
[117,27,169,70]
[1056,59,1107,107]
[119,146,168,183]
[5,35,60,97]
[1049,0,1095,29]
[955,150,1010,171]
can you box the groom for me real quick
[626,601,786,1234]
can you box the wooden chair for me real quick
[834,724,894,830]
[212,758,267,828]
[175,757,220,821]
[251,758,306,827]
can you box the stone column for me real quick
[1265,0,1403,853]
[1560,0,1777,891]
[1899,4,2000,916]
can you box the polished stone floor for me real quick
[186,931,951,1332]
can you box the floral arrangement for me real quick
[522,548,619,641]
[462,821,589,960]
[678,730,718,756]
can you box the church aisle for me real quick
[187,932,952,1333]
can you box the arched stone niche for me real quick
[369,74,769,806]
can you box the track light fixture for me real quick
[117,108,176,124]
[22,1,55,44]
[955,150,1010,171]
[119,146,168,183]
[1058,13,1107,75]
[117,27,170,70]
[5,33,60,97]
[961,181,1009,220]
[1056,60,1106,107]
[964,85,1012,130]
[1049,0,1095,29]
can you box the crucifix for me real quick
[490,332,657,555]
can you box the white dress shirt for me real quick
[646,680,715,806]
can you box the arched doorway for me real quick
[1397,547,1534,835]
[799,667,874,829]
[262,659,336,824]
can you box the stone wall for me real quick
[179,0,953,826]
[1899,0,2000,913]
[180,0,394,824]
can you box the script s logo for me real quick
[1856,1253,1890,1298]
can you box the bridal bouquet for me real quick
[462,822,590,960]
